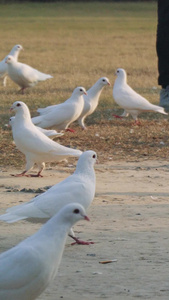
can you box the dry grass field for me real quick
[1,1,168,169]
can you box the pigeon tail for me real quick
[0,213,27,223]
[31,115,43,126]
[153,105,168,115]
[37,73,53,82]
[37,106,53,115]
[60,148,82,158]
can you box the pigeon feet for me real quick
[66,128,75,133]
[133,120,141,126]
[69,235,94,246]
[11,171,27,177]
[19,88,25,94]
[26,173,43,178]
[112,114,123,119]
[11,171,43,177]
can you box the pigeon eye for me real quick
[80,89,83,92]
[16,103,21,107]
[92,154,96,158]
[73,209,80,214]
[102,79,105,82]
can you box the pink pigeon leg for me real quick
[66,128,75,133]
[112,114,124,119]
[26,171,43,177]
[19,87,25,94]
[11,171,43,178]
[11,170,28,177]
[133,120,141,126]
[69,234,94,246]
[26,162,45,177]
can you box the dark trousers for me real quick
[156,0,169,88]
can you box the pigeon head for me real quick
[73,87,87,96]
[13,44,23,52]
[5,55,15,64]
[76,150,97,173]
[115,68,127,82]
[58,203,89,225]
[10,101,30,117]
[80,150,97,164]
[10,101,23,111]
[116,68,126,77]
[8,45,23,62]
[9,116,15,127]
[99,77,111,86]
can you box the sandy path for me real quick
[0,159,169,299]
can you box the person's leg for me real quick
[159,86,169,110]
[156,1,169,109]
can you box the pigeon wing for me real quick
[32,102,78,128]
[37,104,55,115]
[16,63,42,84]
[115,84,156,110]
[33,178,90,216]
[6,176,90,220]
[14,125,66,155]
[0,59,7,77]
[0,246,42,290]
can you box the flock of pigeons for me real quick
[0,44,168,300]
[0,151,96,300]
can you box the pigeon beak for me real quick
[108,82,111,86]
[10,106,14,112]
[84,215,90,221]
[84,92,87,96]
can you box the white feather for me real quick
[113,68,168,121]
[0,203,88,300]
[0,45,23,86]
[32,87,87,130]
[78,77,110,129]
[6,55,53,92]
[0,150,96,241]
[10,101,82,176]
[9,116,63,139]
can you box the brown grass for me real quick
[1,2,168,170]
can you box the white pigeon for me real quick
[5,55,53,93]
[0,150,97,245]
[9,116,64,139]
[10,101,82,177]
[0,203,89,300]
[78,77,110,129]
[31,87,87,132]
[0,44,23,86]
[112,68,168,124]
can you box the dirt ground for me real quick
[1,156,169,300]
